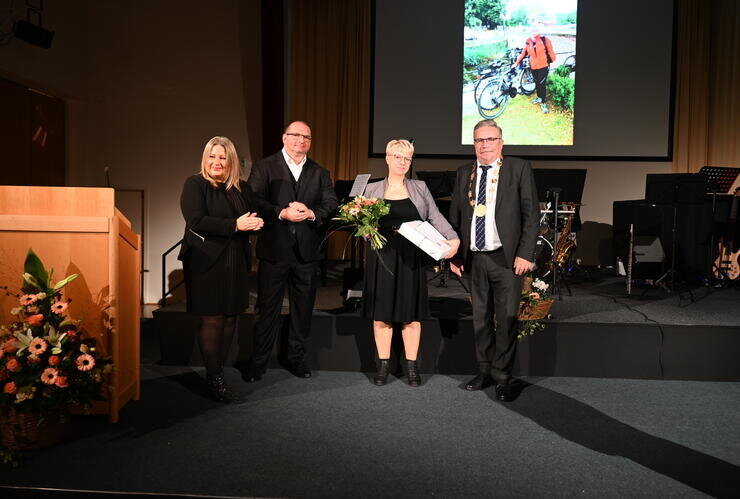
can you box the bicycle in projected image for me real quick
[474,53,536,119]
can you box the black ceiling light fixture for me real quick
[13,0,54,49]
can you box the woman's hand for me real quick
[237,212,264,231]
[443,239,460,260]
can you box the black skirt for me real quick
[362,198,429,323]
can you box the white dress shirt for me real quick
[470,157,503,251]
[282,148,307,181]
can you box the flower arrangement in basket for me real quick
[337,195,390,250]
[0,249,113,451]
[517,275,554,340]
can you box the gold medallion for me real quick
[474,204,487,217]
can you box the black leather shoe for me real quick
[494,382,517,402]
[374,359,390,386]
[465,372,493,391]
[206,373,239,403]
[289,361,312,378]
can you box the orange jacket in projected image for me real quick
[515,34,556,70]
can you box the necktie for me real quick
[475,164,491,249]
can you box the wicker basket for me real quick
[0,408,66,450]
[518,299,554,320]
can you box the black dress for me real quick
[182,180,252,316]
[362,197,429,323]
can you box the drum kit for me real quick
[532,202,580,284]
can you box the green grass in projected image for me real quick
[462,0,577,146]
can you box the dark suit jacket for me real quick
[248,151,338,262]
[449,156,540,267]
[177,174,274,271]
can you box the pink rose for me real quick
[27,314,45,326]
[2,339,18,354]
[48,355,60,366]
[55,376,68,388]
[3,381,17,394]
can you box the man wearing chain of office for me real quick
[449,119,539,402]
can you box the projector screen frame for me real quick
[368,0,678,162]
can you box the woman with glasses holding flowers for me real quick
[362,139,460,386]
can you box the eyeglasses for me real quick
[285,132,312,141]
[388,154,413,164]
[473,137,502,144]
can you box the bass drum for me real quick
[532,235,553,278]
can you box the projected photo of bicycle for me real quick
[462,0,577,145]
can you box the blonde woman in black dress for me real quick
[362,139,459,386]
[179,136,270,402]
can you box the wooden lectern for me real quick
[0,186,140,423]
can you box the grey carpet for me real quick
[1,367,739,498]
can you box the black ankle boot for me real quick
[374,359,390,386]
[207,373,238,403]
[406,359,421,387]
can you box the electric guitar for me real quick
[714,188,740,280]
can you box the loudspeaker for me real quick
[13,20,54,49]
[342,268,363,303]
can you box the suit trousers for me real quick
[251,255,318,369]
[470,249,523,381]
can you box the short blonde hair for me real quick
[385,139,414,158]
[200,136,241,190]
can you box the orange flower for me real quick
[51,301,69,315]
[41,367,59,385]
[55,376,68,388]
[29,337,48,355]
[19,294,37,306]
[48,355,60,366]
[2,339,19,354]
[76,354,95,371]
[3,381,17,394]
[27,314,45,326]
[6,358,21,372]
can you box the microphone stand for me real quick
[550,187,562,299]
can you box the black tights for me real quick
[198,315,237,377]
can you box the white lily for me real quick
[43,325,67,355]
[13,328,34,354]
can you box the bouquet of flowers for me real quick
[517,275,554,340]
[0,249,113,417]
[337,196,390,250]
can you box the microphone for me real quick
[104,166,111,188]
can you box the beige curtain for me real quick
[673,0,740,173]
[286,0,372,258]
[286,0,372,182]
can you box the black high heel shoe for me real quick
[406,359,421,387]
[374,359,390,386]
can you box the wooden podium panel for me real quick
[0,186,140,422]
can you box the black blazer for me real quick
[248,151,338,262]
[177,174,273,270]
[449,156,540,267]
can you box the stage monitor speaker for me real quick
[342,268,363,305]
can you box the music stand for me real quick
[532,169,587,299]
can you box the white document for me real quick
[398,220,450,261]
[348,174,372,198]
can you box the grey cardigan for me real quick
[363,178,458,240]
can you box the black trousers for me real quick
[251,256,318,369]
[470,250,523,382]
[532,66,549,101]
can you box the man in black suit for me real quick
[449,119,539,401]
[245,121,338,380]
